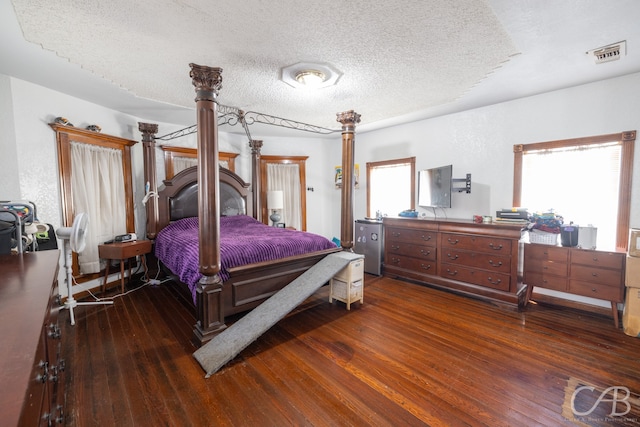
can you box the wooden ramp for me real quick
[193,251,363,377]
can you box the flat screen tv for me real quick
[418,165,453,208]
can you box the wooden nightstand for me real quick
[98,240,152,293]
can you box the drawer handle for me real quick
[391,257,400,264]
[591,273,598,277]
[487,277,502,285]
[391,244,400,250]
[488,260,502,268]
[447,253,459,260]
[421,235,432,241]
[392,232,401,238]
[420,263,432,271]
[420,249,431,256]
[445,268,458,276]
[489,243,503,250]
[447,238,459,245]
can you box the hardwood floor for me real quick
[61,274,640,426]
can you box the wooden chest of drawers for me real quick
[524,244,626,327]
[383,217,527,307]
[1,251,64,426]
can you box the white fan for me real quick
[57,213,113,325]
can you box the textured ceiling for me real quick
[9,0,515,130]
[5,1,640,135]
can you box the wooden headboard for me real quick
[156,166,253,233]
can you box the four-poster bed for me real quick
[139,64,360,347]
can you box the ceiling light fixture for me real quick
[281,62,342,89]
[295,70,326,87]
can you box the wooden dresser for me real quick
[0,250,65,426]
[383,217,527,307]
[524,244,626,327]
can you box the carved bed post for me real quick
[189,63,226,345]
[139,122,159,239]
[336,110,361,251]
[249,139,263,221]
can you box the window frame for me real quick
[259,155,308,230]
[513,130,635,251]
[160,145,238,178]
[52,123,137,279]
[366,157,416,218]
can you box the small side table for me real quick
[329,258,364,310]
[98,240,152,293]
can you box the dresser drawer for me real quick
[525,258,568,277]
[571,249,625,269]
[525,244,569,263]
[524,271,568,292]
[570,265,622,287]
[386,242,436,261]
[440,232,512,254]
[386,226,437,245]
[569,280,623,302]
[440,263,511,291]
[441,249,512,274]
[385,255,436,275]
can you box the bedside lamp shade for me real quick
[267,190,284,210]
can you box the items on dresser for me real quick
[383,217,527,308]
[524,244,625,327]
[0,250,65,426]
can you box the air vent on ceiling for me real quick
[587,40,626,64]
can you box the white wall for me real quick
[349,72,640,231]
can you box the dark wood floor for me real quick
[61,274,640,426]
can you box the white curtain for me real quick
[173,156,198,175]
[267,163,301,230]
[71,142,127,274]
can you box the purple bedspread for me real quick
[154,215,337,303]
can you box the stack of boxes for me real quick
[623,228,640,336]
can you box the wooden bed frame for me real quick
[139,64,360,347]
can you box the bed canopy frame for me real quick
[138,63,360,344]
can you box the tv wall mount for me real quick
[453,174,472,193]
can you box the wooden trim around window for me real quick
[366,157,416,217]
[259,155,308,231]
[513,130,635,251]
[51,123,137,279]
[161,146,238,179]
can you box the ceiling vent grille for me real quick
[587,41,626,64]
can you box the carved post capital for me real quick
[189,63,223,100]
[138,122,158,139]
[249,139,263,155]
[336,110,361,131]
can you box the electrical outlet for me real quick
[149,279,161,285]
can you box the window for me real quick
[160,146,238,179]
[52,124,137,279]
[513,131,635,251]
[259,155,308,230]
[367,157,415,218]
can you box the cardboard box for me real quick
[629,228,640,257]
[623,287,640,337]
[627,256,640,287]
